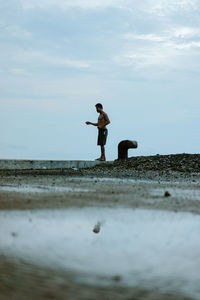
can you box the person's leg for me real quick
[101,145,106,160]
[96,129,107,161]
[96,145,106,161]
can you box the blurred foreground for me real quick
[0,163,200,299]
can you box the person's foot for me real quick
[95,157,106,161]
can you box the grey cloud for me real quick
[19,0,199,15]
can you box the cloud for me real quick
[20,0,133,10]
[123,27,200,42]
[123,33,166,42]
[148,0,199,15]
[116,25,200,76]
[20,0,199,15]
[9,68,31,76]
[0,74,102,100]
[171,27,200,39]
[14,50,92,69]
[0,23,31,39]
[114,45,200,76]
[168,41,200,50]
[1,1,200,80]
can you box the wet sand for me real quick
[0,159,200,299]
[0,255,194,300]
[0,174,200,214]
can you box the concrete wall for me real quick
[0,160,113,170]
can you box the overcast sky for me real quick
[0,0,200,160]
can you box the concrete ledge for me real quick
[0,160,113,170]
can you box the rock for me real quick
[113,275,121,282]
[11,232,18,237]
[93,222,101,234]
[164,191,171,197]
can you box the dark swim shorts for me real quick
[97,128,108,146]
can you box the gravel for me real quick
[82,153,200,181]
[0,154,199,182]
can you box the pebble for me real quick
[164,191,171,197]
[93,222,101,234]
[11,232,18,237]
[113,275,121,282]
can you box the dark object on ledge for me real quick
[164,191,171,197]
[118,140,138,160]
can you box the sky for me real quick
[0,0,200,161]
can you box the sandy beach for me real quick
[0,154,200,300]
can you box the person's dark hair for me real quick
[95,103,103,109]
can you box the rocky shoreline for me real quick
[82,153,200,181]
[115,153,200,172]
[0,153,199,182]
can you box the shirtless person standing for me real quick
[86,103,110,161]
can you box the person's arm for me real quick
[85,121,98,126]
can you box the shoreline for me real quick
[0,153,199,180]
